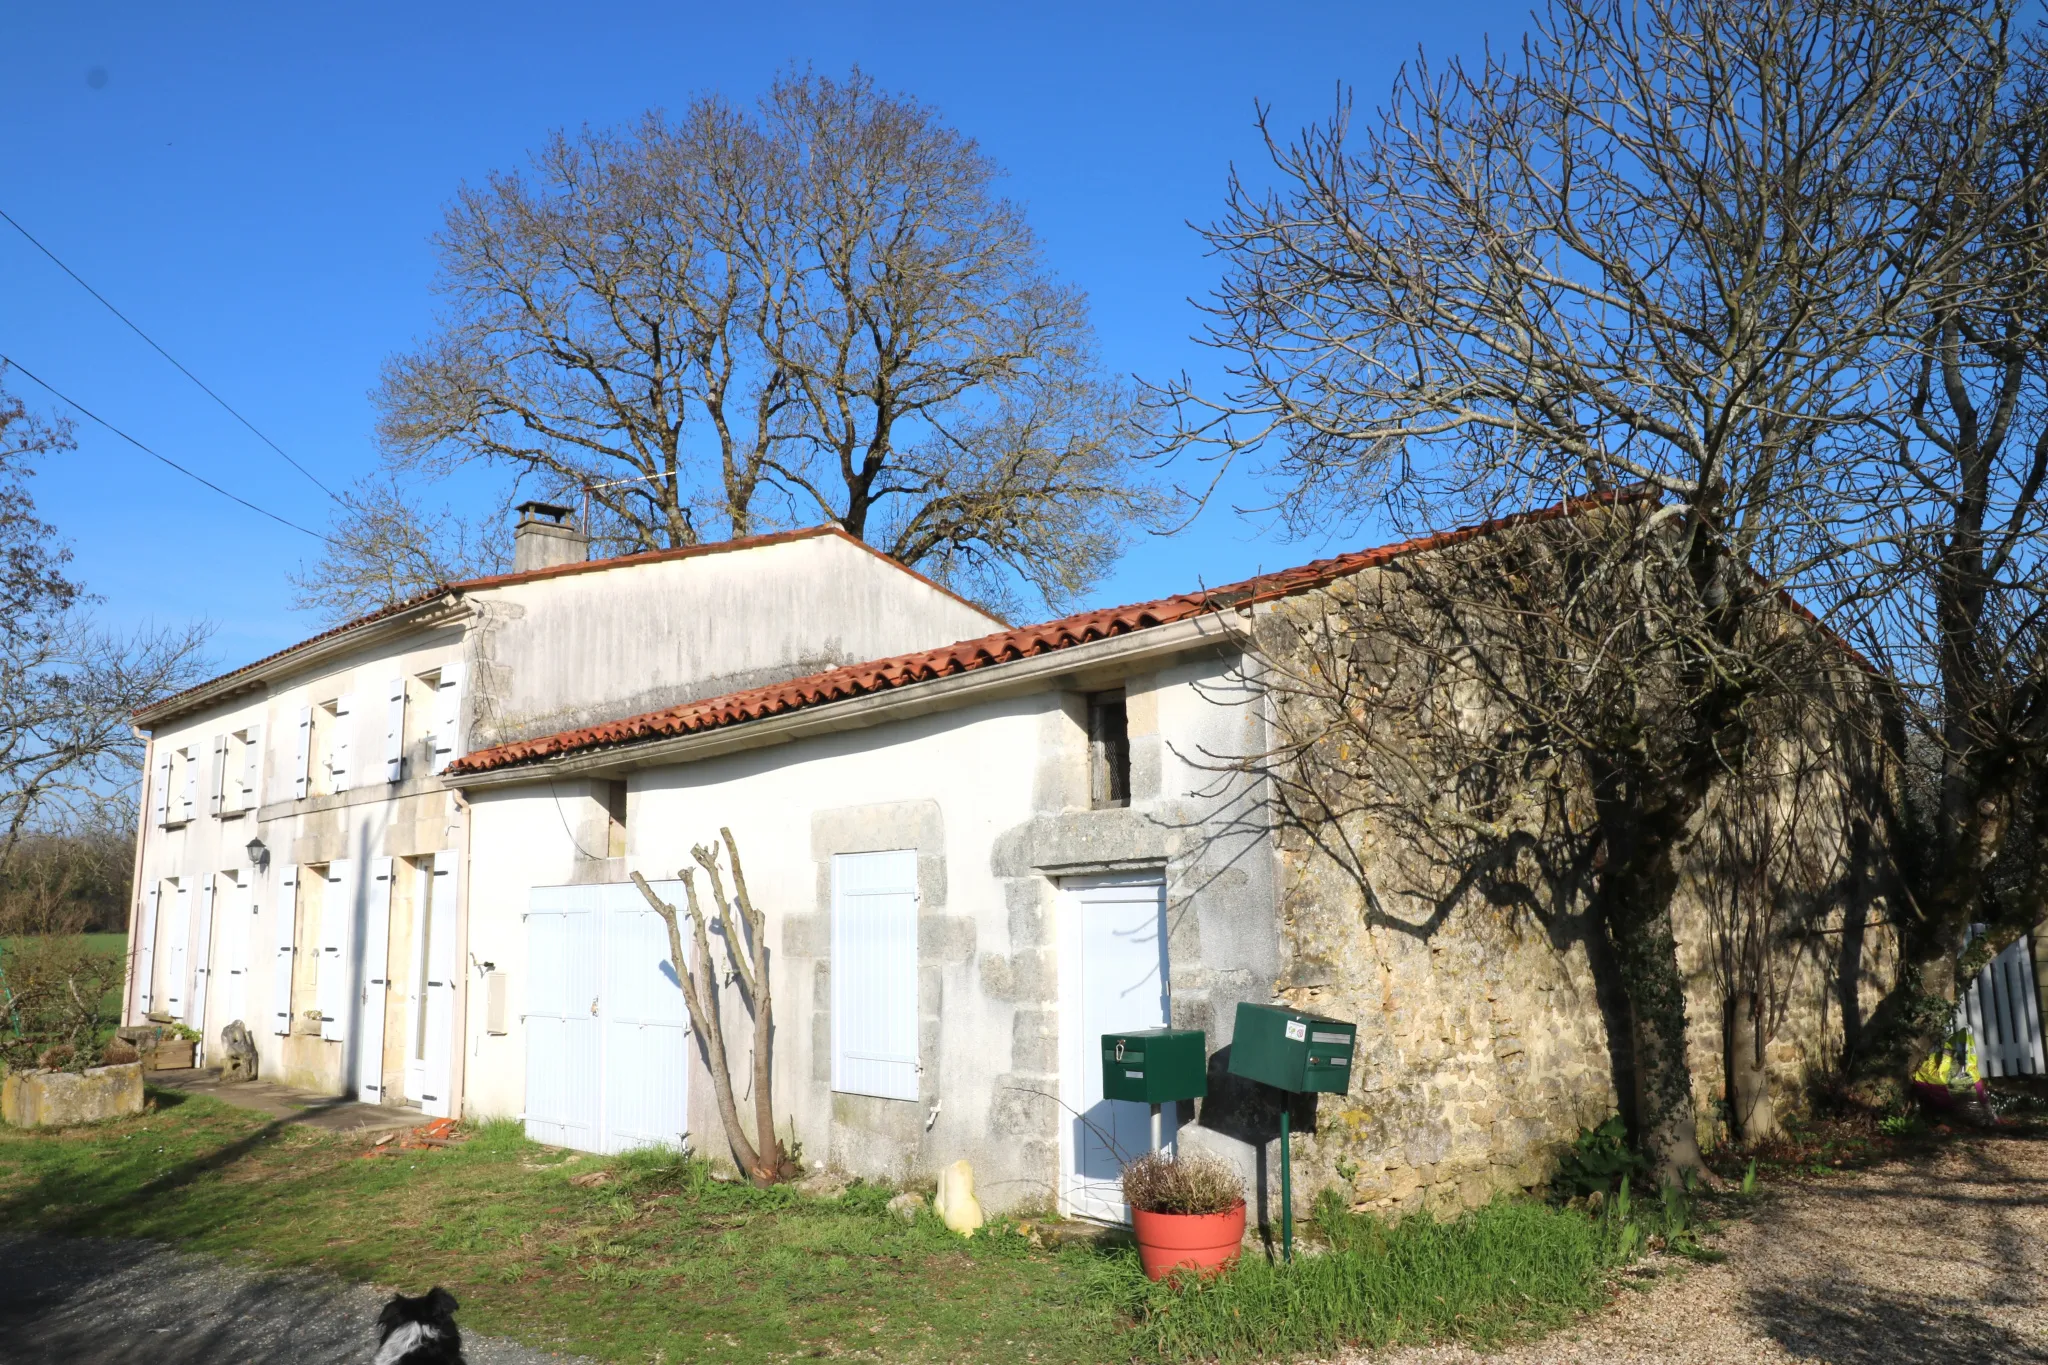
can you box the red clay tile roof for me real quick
[136,525,991,726]
[447,491,1654,777]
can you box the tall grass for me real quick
[1092,1191,1636,1362]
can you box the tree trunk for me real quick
[1726,991,1780,1143]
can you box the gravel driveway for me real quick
[0,1233,594,1365]
[1365,1134,2048,1365]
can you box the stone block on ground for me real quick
[1,1063,144,1127]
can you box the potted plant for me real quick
[1120,1150,1247,1280]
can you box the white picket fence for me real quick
[1958,931,2047,1078]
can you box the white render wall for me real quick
[458,643,1283,1212]
[129,624,468,1096]
[467,534,1004,748]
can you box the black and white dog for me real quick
[373,1286,467,1365]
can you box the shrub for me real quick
[0,935,125,1073]
[1120,1151,1244,1215]
[1550,1114,1650,1200]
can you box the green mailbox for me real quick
[1227,1002,1357,1095]
[1101,1027,1209,1104]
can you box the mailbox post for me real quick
[1101,1027,1207,1155]
[1227,1002,1358,1262]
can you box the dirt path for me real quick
[0,1232,594,1365]
[1366,1134,2048,1365]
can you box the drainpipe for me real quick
[122,729,155,1026]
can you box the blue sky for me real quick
[3,2,1533,670]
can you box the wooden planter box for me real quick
[2,1062,145,1127]
[146,1038,198,1071]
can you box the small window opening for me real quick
[604,780,628,858]
[1089,693,1131,809]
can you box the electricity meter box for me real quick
[1101,1027,1209,1104]
[1227,1002,1357,1094]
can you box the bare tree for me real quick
[288,472,508,626]
[378,68,1162,617]
[632,829,796,1185]
[0,377,211,874]
[1159,0,2020,1180]
[1827,40,2048,1081]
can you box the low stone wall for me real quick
[2,1062,145,1127]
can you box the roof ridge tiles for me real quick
[446,489,1657,777]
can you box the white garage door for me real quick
[525,881,691,1155]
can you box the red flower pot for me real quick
[1131,1201,1247,1280]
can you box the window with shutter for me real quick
[318,860,354,1042]
[208,734,228,817]
[421,850,460,1117]
[190,874,216,1053]
[430,663,465,774]
[152,752,171,829]
[165,882,190,1019]
[239,723,263,810]
[272,866,299,1036]
[383,677,406,783]
[830,850,920,1101]
[179,748,198,823]
[292,707,313,800]
[328,693,356,793]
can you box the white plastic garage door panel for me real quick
[318,861,354,1042]
[273,867,300,1036]
[164,884,191,1020]
[356,859,394,1102]
[523,880,691,1155]
[1063,877,1171,1224]
[524,884,601,1149]
[831,851,919,1101]
[422,851,461,1118]
[190,876,216,1061]
[136,886,161,1015]
[601,882,691,1154]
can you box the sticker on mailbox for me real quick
[1284,1020,1308,1042]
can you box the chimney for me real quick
[512,500,588,573]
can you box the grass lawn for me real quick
[0,1088,1667,1363]
[0,933,127,956]
[0,1089,1130,1364]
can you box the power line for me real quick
[3,355,330,543]
[0,204,341,502]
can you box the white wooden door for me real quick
[421,851,461,1117]
[318,861,354,1043]
[599,882,691,1153]
[222,875,251,1027]
[189,875,216,1063]
[403,860,431,1104]
[525,885,602,1149]
[356,859,394,1103]
[1059,875,1172,1223]
[525,881,691,1154]
[272,867,299,1035]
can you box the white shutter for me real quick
[830,850,920,1101]
[152,752,171,828]
[330,693,356,792]
[136,885,161,1016]
[357,858,394,1102]
[318,859,354,1041]
[273,866,300,1036]
[430,663,465,774]
[241,724,263,810]
[165,883,192,1020]
[190,874,216,1062]
[224,876,250,1025]
[422,850,461,1116]
[383,677,407,783]
[179,752,198,823]
[292,707,313,800]
[208,734,228,817]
